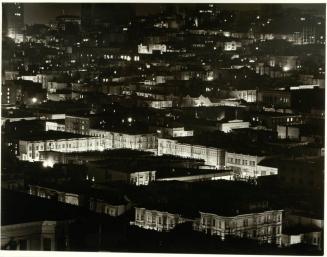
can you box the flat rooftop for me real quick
[133,180,280,218]
[156,168,233,179]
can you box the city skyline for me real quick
[1,2,325,254]
[22,3,326,24]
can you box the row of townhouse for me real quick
[28,184,131,217]
[133,207,283,245]
[157,138,278,178]
[19,132,104,162]
[89,128,157,152]
[19,132,277,179]
[158,138,226,169]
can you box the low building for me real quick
[277,125,300,140]
[224,41,242,51]
[89,128,157,152]
[86,160,156,185]
[158,138,225,168]
[131,180,283,246]
[282,211,323,250]
[257,90,291,109]
[154,126,194,138]
[45,120,66,132]
[138,43,167,54]
[225,151,267,178]
[277,157,324,191]
[250,111,303,130]
[256,159,279,177]
[65,115,91,135]
[198,209,283,245]
[18,131,103,162]
[89,197,131,217]
[28,185,82,206]
[218,120,250,133]
[230,89,257,103]
[28,183,132,217]
[133,207,191,232]
[1,189,78,251]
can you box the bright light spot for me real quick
[256,16,260,19]
[31,97,37,103]
[207,76,214,81]
[283,66,290,72]
[255,47,259,50]
[43,159,54,168]
[127,117,133,123]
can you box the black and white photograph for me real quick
[1,1,325,255]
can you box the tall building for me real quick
[2,3,24,43]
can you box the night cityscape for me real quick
[1,2,325,254]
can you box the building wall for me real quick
[19,136,103,162]
[230,90,257,103]
[257,91,291,108]
[198,210,283,245]
[90,198,129,217]
[3,3,24,43]
[277,125,300,140]
[65,116,90,135]
[158,138,225,168]
[89,129,157,151]
[225,152,266,178]
[250,113,303,130]
[219,121,250,133]
[256,165,278,176]
[1,221,68,251]
[45,121,66,132]
[134,207,187,232]
[130,171,156,186]
[146,100,173,109]
[29,185,81,206]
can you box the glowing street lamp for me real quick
[31,97,37,103]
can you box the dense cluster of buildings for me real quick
[1,3,324,254]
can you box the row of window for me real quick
[227,157,256,166]
[28,141,100,151]
[202,215,281,229]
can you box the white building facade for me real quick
[133,207,190,232]
[197,210,283,245]
[89,129,157,152]
[225,152,267,178]
[19,136,103,162]
[158,138,225,168]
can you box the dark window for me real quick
[19,239,27,250]
[43,238,52,251]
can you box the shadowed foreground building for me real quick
[132,181,283,246]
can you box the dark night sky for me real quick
[23,3,325,25]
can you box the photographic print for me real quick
[1,1,325,255]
